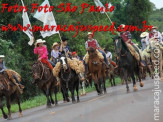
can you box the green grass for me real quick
[0,77,121,117]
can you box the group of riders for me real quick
[0,24,163,93]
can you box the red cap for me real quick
[72,51,77,56]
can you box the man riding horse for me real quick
[120,24,145,67]
[0,55,24,93]
[53,37,85,83]
[83,32,109,73]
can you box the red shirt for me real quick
[121,31,133,45]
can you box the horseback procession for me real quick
[0,27,163,119]
[0,0,163,120]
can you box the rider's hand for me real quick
[38,58,41,61]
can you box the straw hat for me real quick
[120,24,125,29]
[140,32,149,38]
[87,32,93,36]
[52,42,59,48]
[35,39,46,45]
[151,26,158,30]
[0,55,5,58]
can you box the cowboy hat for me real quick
[120,24,125,29]
[0,55,5,58]
[87,32,93,36]
[140,32,149,38]
[35,39,46,45]
[52,42,59,48]
[151,26,158,29]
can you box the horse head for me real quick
[87,47,97,58]
[59,54,68,72]
[32,62,43,80]
[113,36,122,56]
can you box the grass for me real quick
[0,77,121,117]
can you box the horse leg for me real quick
[71,89,76,104]
[6,96,12,120]
[16,96,23,117]
[123,69,129,92]
[46,88,51,107]
[76,81,80,102]
[54,88,58,105]
[131,72,137,91]
[49,90,54,105]
[0,98,8,119]
[103,75,107,94]
[113,76,116,86]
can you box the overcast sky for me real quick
[150,0,163,9]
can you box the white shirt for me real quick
[106,52,112,59]
[51,50,59,58]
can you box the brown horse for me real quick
[0,73,22,120]
[32,61,58,107]
[107,63,116,86]
[87,47,106,95]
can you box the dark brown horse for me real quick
[0,73,22,120]
[32,61,58,107]
[87,47,106,95]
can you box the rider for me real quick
[85,32,109,66]
[0,55,24,92]
[145,26,162,43]
[51,42,60,66]
[104,49,117,68]
[140,32,149,50]
[72,51,80,60]
[59,37,72,56]
[120,24,144,66]
[34,39,53,71]
[53,37,85,83]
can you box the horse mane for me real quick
[120,38,130,52]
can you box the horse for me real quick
[59,54,80,103]
[107,63,116,86]
[113,36,144,92]
[0,73,22,120]
[32,61,58,107]
[87,47,106,95]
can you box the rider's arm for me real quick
[40,46,48,60]
[85,41,88,50]
[95,39,101,50]
[158,32,162,42]
[34,46,38,54]
[0,61,6,72]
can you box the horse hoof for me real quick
[140,82,144,87]
[127,89,130,93]
[46,104,52,108]
[55,102,58,105]
[7,115,12,120]
[104,91,107,94]
[77,100,80,103]
[133,85,138,91]
[72,101,76,104]
[51,100,55,105]
[3,115,8,119]
[19,112,23,117]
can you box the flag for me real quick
[94,0,111,13]
[21,0,34,46]
[33,0,59,38]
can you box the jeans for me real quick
[48,60,55,67]
[98,50,108,65]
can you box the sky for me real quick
[150,0,163,9]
